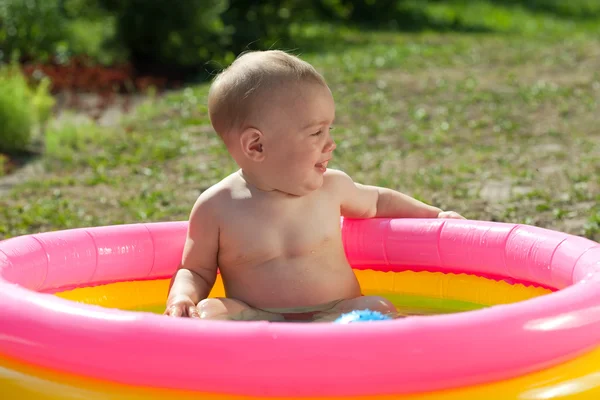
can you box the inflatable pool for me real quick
[1,218,600,399]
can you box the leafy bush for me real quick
[319,0,401,23]
[97,0,232,74]
[0,63,55,153]
[97,0,335,74]
[220,0,316,56]
[0,0,67,62]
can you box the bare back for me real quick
[208,171,361,310]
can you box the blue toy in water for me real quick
[334,309,393,324]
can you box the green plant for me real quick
[585,210,600,239]
[43,116,104,165]
[0,0,67,62]
[0,153,7,176]
[0,63,55,153]
[98,0,232,73]
[97,0,325,74]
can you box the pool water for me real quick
[128,292,486,316]
[53,270,551,318]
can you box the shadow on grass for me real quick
[191,10,493,82]
[0,149,40,180]
[486,0,600,20]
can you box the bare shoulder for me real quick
[189,172,238,226]
[323,168,379,218]
[322,168,357,193]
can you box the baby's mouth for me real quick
[315,160,329,169]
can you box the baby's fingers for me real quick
[438,211,466,219]
[165,304,184,317]
[188,305,201,319]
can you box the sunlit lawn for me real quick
[1,0,599,241]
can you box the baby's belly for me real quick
[219,254,361,310]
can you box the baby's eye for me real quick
[311,127,334,136]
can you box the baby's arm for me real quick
[165,195,220,318]
[327,169,464,219]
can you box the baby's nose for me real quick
[324,137,336,152]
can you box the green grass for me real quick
[1,0,599,242]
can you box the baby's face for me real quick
[257,82,337,196]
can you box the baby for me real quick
[164,50,464,322]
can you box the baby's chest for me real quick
[220,201,341,262]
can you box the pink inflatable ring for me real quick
[1,218,600,399]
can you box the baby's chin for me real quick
[300,176,326,194]
[275,176,324,197]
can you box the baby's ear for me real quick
[239,128,265,162]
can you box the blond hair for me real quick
[208,50,328,142]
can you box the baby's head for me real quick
[208,50,337,196]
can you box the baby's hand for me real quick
[437,211,465,219]
[164,296,200,318]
